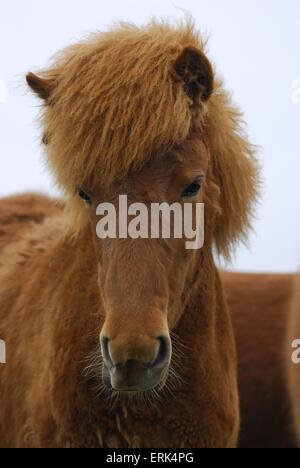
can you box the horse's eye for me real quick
[78,190,92,205]
[181,178,203,198]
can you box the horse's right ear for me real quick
[26,72,55,101]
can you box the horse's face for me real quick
[26,23,258,397]
[26,34,219,393]
[82,137,209,393]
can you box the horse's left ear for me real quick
[26,72,56,101]
[174,46,214,103]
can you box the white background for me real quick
[0,0,299,272]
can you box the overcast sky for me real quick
[0,0,299,272]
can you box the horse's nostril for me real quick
[101,336,113,367]
[151,336,171,369]
[101,334,171,391]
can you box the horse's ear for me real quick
[174,46,214,103]
[26,72,55,101]
[206,88,260,259]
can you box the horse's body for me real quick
[223,272,297,448]
[0,197,298,448]
[0,21,259,447]
[0,194,238,448]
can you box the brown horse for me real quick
[0,21,258,448]
[223,272,297,448]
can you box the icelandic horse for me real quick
[0,21,259,448]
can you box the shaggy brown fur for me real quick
[0,194,62,253]
[0,21,258,448]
